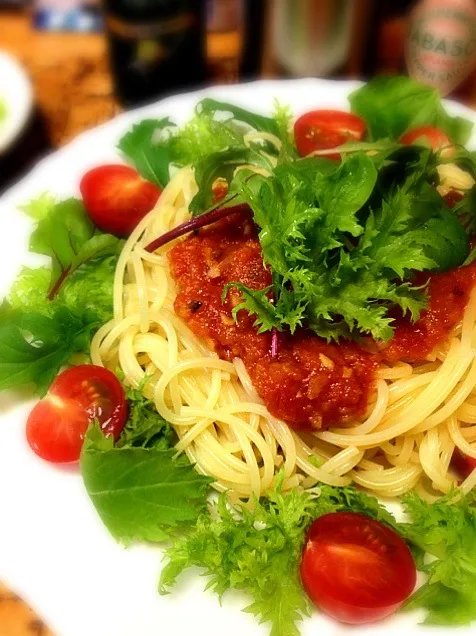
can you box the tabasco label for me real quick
[406,0,476,95]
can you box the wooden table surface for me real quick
[0,11,120,147]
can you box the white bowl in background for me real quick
[0,50,33,154]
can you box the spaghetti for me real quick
[91,165,476,501]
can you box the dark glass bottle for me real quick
[239,0,266,79]
[103,0,208,107]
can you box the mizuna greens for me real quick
[2,75,476,635]
[124,77,476,342]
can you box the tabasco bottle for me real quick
[406,0,476,97]
[103,0,207,107]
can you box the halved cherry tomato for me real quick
[451,448,476,479]
[294,110,366,159]
[26,365,127,463]
[300,512,416,625]
[80,165,161,237]
[400,126,454,156]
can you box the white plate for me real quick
[0,79,475,636]
[0,51,33,154]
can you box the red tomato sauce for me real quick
[169,218,476,430]
[381,265,476,361]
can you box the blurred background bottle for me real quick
[240,0,266,78]
[406,0,476,98]
[362,0,416,76]
[362,0,476,102]
[206,0,266,83]
[206,0,244,82]
[103,0,207,107]
[263,0,374,79]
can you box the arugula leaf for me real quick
[118,118,177,188]
[197,98,280,136]
[401,490,476,625]
[80,424,211,543]
[314,153,377,238]
[0,305,99,394]
[350,76,473,143]
[25,197,121,299]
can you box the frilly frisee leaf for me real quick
[159,479,402,636]
[400,490,476,625]
[222,282,279,334]
[116,382,176,450]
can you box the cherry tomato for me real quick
[400,126,454,155]
[294,110,366,159]
[300,512,416,624]
[452,448,476,479]
[26,365,127,463]
[80,165,161,237]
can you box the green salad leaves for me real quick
[350,76,473,143]
[401,490,476,625]
[81,385,212,543]
[118,98,293,212]
[0,304,99,394]
[158,479,476,635]
[2,194,121,394]
[3,74,476,636]
[226,148,469,342]
[22,195,121,299]
[160,483,316,636]
[81,424,211,543]
[119,76,474,343]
